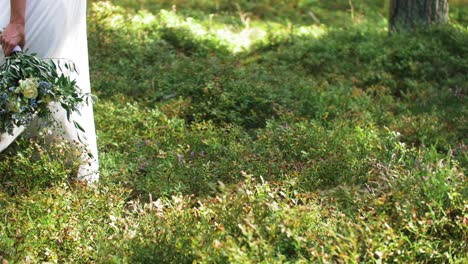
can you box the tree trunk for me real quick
[389,0,449,32]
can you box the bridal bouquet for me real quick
[0,47,87,135]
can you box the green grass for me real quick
[1,0,467,262]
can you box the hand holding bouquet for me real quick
[0,46,88,136]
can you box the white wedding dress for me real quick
[0,0,99,182]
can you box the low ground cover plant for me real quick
[0,0,466,262]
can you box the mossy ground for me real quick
[1,0,467,262]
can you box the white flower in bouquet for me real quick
[18,78,39,99]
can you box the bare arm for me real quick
[1,0,26,56]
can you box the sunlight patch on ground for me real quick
[92,1,327,54]
[132,11,157,25]
[296,25,326,37]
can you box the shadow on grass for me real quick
[88,3,467,130]
[88,1,467,198]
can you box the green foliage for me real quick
[0,0,467,262]
[0,138,79,195]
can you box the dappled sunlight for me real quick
[91,1,126,28]
[1,0,465,262]
[132,10,157,25]
[91,1,328,54]
[296,25,327,37]
[160,10,208,37]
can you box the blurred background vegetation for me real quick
[0,0,467,262]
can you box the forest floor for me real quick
[1,0,467,262]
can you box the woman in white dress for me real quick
[0,0,99,182]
